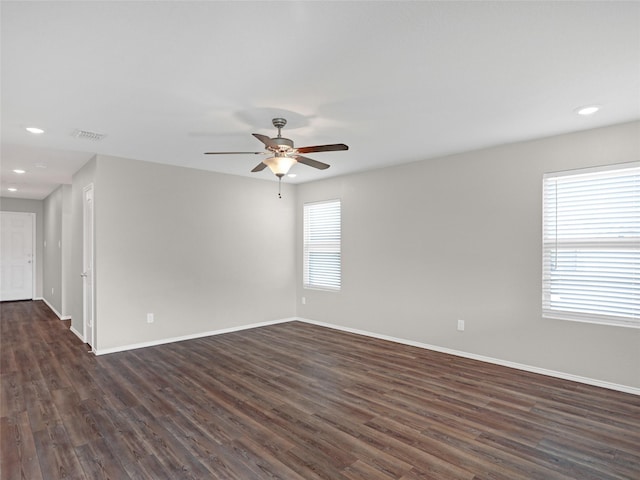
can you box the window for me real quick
[304,200,341,290]
[542,163,639,328]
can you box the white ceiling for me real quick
[2,1,639,200]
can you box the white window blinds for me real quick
[542,163,640,328]
[304,200,341,290]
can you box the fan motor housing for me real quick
[270,137,294,152]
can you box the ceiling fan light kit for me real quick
[205,117,348,198]
[264,154,297,177]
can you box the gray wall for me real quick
[61,184,73,316]
[42,185,73,318]
[0,197,44,298]
[91,155,297,351]
[295,121,640,389]
[43,187,63,315]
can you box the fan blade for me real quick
[251,162,268,172]
[294,155,330,170]
[296,143,348,154]
[204,151,264,155]
[252,133,278,149]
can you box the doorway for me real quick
[0,212,35,301]
[82,185,95,350]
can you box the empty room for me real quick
[1,1,639,479]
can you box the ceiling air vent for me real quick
[72,129,106,141]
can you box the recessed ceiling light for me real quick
[575,105,600,116]
[287,173,297,178]
[7,187,17,192]
[26,127,45,134]
[13,169,26,174]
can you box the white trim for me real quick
[41,297,71,320]
[70,325,85,342]
[296,317,640,396]
[88,314,639,395]
[545,313,640,329]
[543,160,640,179]
[30,212,36,299]
[94,318,296,356]
[82,183,96,351]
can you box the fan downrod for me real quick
[272,118,287,137]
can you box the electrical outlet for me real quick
[457,319,465,331]
[302,297,306,305]
[147,313,154,324]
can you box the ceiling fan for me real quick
[205,118,348,197]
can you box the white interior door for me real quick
[82,185,95,349]
[0,212,35,301]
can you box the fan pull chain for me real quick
[278,175,282,199]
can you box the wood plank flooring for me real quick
[1,300,639,479]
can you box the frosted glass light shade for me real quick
[264,156,296,175]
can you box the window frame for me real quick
[303,199,341,291]
[542,162,640,328]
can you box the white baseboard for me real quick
[40,297,71,320]
[69,326,85,342]
[39,299,81,341]
[295,317,640,396]
[95,317,296,356]
[81,313,638,396]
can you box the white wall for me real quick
[92,155,297,351]
[296,121,640,389]
[0,197,44,298]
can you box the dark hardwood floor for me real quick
[1,300,639,479]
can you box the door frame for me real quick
[28,212,36,300]
[0,211,36,301]
[82,184,96,351]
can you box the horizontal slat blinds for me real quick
[304,200,341,290]
[542,163,640,327]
